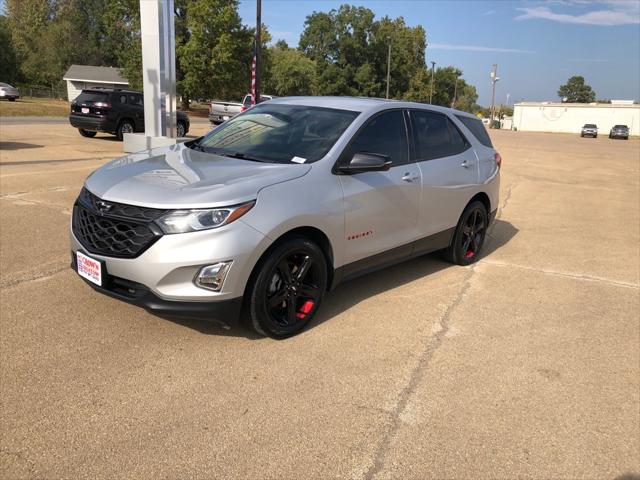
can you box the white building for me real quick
[513,101,639,136]
[63,65,129,101]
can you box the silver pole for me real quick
[490,64,498,128]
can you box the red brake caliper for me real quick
[296,300,315,319]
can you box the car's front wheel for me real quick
[444,201,488,266]
[177,121,186,137]
[248,237,328,338]
[78,128,97,138]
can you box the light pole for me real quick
[255,0,261,104]
[385,39,391,99]
[489,64,499,128]
[451,70,459,108]
[429,61,436,104]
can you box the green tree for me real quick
[404,66,477,112]
[558,75,596,103]
[0,16,20,84]
[176,0,253,107]
[264,47,316,96]
[299,5,427,98]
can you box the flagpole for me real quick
[255,0,261,104]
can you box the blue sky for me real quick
[238,0,640,105]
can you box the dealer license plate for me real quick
[81,107,89,114]
[77,251,102,286]
[223,115,229,121]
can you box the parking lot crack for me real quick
[1,261,69,289]
[362,266,476,480]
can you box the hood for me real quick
[85,143,311,208]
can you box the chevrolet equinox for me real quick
[71,97,501,337]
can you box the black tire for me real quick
[8,97,16,102]
[247,237,328,338]
[594,134,597,138]
[580,133,584,137]
[177,121,186,138]
[78,128,97,138]
[116,119,134,141]
[444,201,488,266]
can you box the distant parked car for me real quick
[209,93,275,125]
[69,88,190,140]
[609,125,629,140]
[0,82,19,101]
[580,124,598,138]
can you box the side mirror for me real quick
[337,152,392,174]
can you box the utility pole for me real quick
[385,40,391,99]
[490,64,499,128]
[429,61,436,104]
[255,0,261,104]
[451,71,459,108]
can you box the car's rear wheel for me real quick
[8,97,16,102]
[78,128,97,138]
[248,237,327,338]
[444,201,488,266]
[116,119,134,141]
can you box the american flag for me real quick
[250,42,257,106]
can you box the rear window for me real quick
[614,125,628,128]
[455,115,493,148]
[75,91,110,104]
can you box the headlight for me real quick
[156,201,255,234]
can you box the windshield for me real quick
[584,124,596,128]
[194,103,360,164]
[613,125,628,129]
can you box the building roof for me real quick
[515,101,638,109]
[63,65,129,85]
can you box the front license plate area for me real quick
[76,251,103,286]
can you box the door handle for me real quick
[402,173,420,182]
[461,160,475,168]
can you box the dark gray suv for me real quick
[609,125,629,140]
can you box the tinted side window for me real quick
[455,115,493,148]
[118,94,127,104]
[411,111,468,160]
[130,94,143,106]
[349,110,408,166]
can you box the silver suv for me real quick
[71,97,501,337]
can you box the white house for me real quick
[63,65,129,101]
[513,101,639,136]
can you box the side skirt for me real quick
[330,227,455,290]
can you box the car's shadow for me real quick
[0,141,43,150]
[159,219,519,338]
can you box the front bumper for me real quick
[71,254,242,325]
[70,217,272,323]
[610,132,628,138]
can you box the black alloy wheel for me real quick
[248,237,327,338]
[444,201,488,266]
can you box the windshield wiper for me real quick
[222,151,268,163]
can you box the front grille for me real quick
[72,188,166,258]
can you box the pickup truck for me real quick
[209,93,275,125]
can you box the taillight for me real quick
[495,152,502,168]
[94,102,111,109]
[240,106,247,112]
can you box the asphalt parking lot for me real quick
[1,118,639,479]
